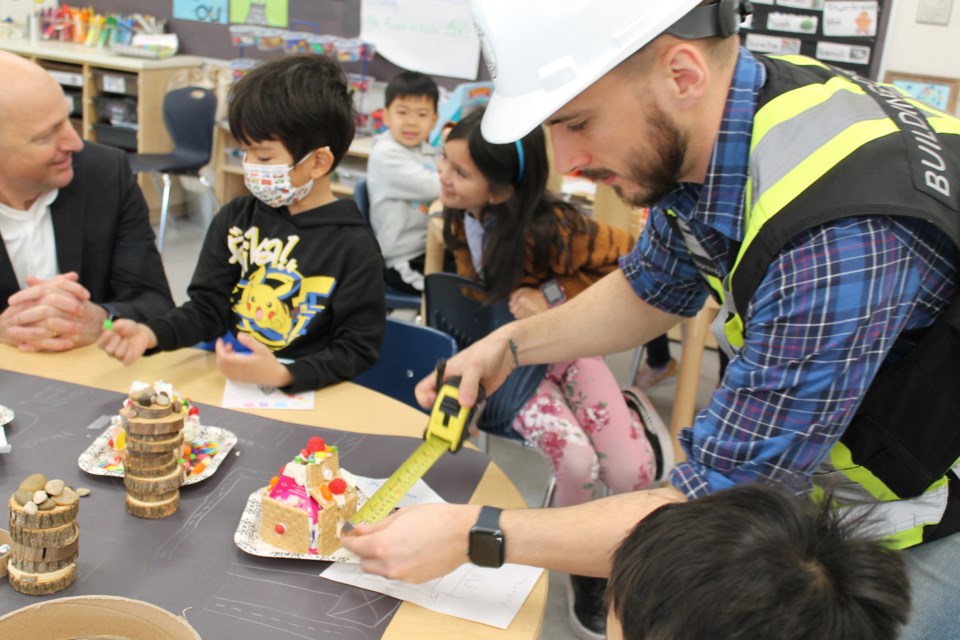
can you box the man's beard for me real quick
[582,104,686,208]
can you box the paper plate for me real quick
[233,489,361,564]
[0,405,13,426]
[78,425,237,486]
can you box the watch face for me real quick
[542,281,564,305]
[469,529,505,568]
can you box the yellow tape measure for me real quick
[351,376,483,526]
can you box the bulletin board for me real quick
[740,0,892,80]
[66,0,486,87]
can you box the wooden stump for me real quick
[7,496,78,595]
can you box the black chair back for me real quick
[352,317,457,411]
[423,273,512,351]
[163,86,218,170]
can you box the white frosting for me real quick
[322,468,333,481]
[339,469,358,488]
[282,462,307,487]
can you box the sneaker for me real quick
[623,387,675,483]
[632,357,678,391]
[567,574,607,640]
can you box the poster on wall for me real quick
[230,0,288,28]
[173,0,228,24]
[822,1,878,36]
[360,0,480,80]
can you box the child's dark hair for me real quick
[442,108,585,302]
[228,54,356,171]
[385,71,439,111]
[608,484,911,640]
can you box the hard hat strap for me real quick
[666,0,753,40]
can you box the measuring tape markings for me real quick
[350,378,481,526]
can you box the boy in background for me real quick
[98,54,386,393]
[606,484,911,640]
[367,71,441,294]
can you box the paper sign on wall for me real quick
[822,1,878,36]
[767,11,819,33]
[776,0,825,9]
[229,0,288,28]
[746,32,803,55]
[360,0,480,80]
[816,41,871,65]
[173,0,228,24]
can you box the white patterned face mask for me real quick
[242,151,318,208]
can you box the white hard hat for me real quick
[472,0,749,143]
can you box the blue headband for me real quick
[514,139,525,184]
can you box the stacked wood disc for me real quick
[7,473,80,595]
[122,386,185,519]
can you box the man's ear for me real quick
[660,42,710,103]
[308,147,336,178]
[488,184,514,205]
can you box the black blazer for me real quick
[0,143,174,321]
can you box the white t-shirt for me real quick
[0,190,59,290]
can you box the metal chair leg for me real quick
[157,173,173,253]
[197,173,219,229]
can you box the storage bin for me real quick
[283,31,312,53]
[43,62,83,88]
[346,73,371,93]
[64,89,83,117]
[229,58,259,83]
[93,95,138,126]
[308,34,337,55]
[228,24,257,47]
[254,28,284,51]
[93,123,138,151]
[94,70,138,96]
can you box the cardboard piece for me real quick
[0,595,200,639]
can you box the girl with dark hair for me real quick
[440,108,673,505]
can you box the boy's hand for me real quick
[97,319,156,365]
[215,332,293,388]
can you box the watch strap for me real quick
[475,505,502,531]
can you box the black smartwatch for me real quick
[540,279,566,307]
[469,506,505,568]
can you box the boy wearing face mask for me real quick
[98,55,386,393]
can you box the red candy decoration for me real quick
[328,478,347,495]
[275,523,286,535]
[188,406,200,416]
[307,436,325,453]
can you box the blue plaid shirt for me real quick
[620,49,958,499]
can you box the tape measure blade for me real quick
[353,438,448,524]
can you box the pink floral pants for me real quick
[512,356,658,507]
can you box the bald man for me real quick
[0,52,174,352]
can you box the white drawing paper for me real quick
[822,1,878,36]
[360,0,480,80]
[816,41,871,65]
[221,379,315,410]
[323,475,543,628]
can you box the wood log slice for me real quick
[124,433,182,455]
[11,530,79,565]
[8,496,78,529]
[122,410,183,435]
[123,456,180,478]
[122,403,173,420]
[9,520,77,548]
[125,491,179,519]
[123,467,184,494]
[8,560,76,595]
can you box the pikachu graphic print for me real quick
[228,226,335,350]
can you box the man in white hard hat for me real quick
[343,2,960,638]
[0,52,174,351]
